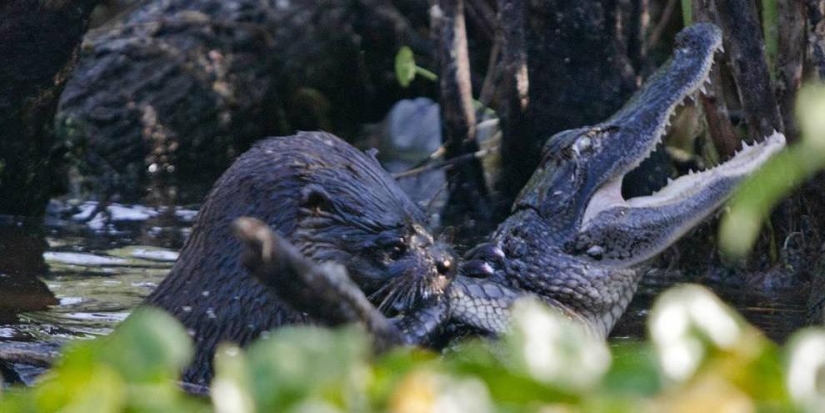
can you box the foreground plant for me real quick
[2,285,824,412]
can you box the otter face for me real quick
[354,223,454,315]
[295,185,455,316]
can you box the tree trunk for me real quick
[497,0,637,208]
[55,0,434,201]
[0,0,98,216]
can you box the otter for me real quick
[144,131,454,385]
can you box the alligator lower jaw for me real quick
[627,131,785,208]
[582,130,786,232]
[583,130,786,228]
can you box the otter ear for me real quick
[300,184,333,213]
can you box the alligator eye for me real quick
[388,240,407,260]
[586,245,604,260]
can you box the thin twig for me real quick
[392,145,498,179]
[433,0,493,231]
[776,0,805,142]
[646,0,680,51]
[692,0,740,158]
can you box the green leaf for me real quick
[681,0,693,25]
[34,364,126,413]
[97,307,193,383]
[15,307,204,413]
[395,46,417,88]
[239,326,371,412]
[603,340,662,396]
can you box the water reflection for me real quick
[612,265,809,343]
[0,219,57,325]
[0,202,195,342]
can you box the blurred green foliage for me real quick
[2,285,824,412]
[720,84,825,257]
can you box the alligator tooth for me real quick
[699,85,708,94]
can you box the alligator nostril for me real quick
[461,259,494,278]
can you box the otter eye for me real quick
[300,185,333,214]
[387,238,407,261]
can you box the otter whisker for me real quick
[369,275,411,313]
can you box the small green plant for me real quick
[0,308,207,412]
[394,46,438,88]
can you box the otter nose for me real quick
[436,257,452,276]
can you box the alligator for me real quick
[445,22,785,338]
[236,23,787,345]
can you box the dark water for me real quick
[0,201,196,344]
[612,265,810,343]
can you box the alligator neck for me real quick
[494,209,643,336]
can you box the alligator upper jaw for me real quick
[599,26,722,173]
[577,23,723,228]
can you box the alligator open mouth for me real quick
[624,131,785,209]
[572,22,786,265]
[582,110,786,231]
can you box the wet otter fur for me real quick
[145,131,454,385]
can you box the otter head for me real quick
[294,180,455,316]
